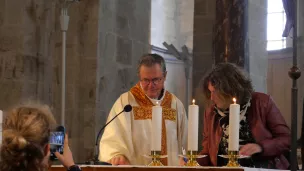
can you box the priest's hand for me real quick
[108,155,130,165]
[239,143,262,156]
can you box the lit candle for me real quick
[188,99,199,151]
[228,98,240,151]
[152,101,162,151]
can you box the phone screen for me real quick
[50,126,65,160]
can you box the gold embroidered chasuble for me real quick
[99,83,187,166]
[130,83,176,165]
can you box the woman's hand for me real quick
[54,134,75,168]
[239,143,262,156]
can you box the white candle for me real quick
[228,98,240,151]
[152,101,162,151]
[0,110,2,123]
[188,99,199,151]
[0,110,2,144]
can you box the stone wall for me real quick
[151,0,194,51]
[268,49,294,133]
[0,0,152,163]
[96,0,151,148]
[63,0,100,162]
[0,0,100,162]
[151,47,187,106]
[0,0,56,109]
[151,0,194,106]
[193,0,216,151]
[248,0,267,93]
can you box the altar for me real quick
[49,165,281,171]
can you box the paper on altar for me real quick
[243,167,288,171]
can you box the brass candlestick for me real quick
[179,150,206,167]
[147,151,166,166]
[185,150,200,166]
[226,151,240,167]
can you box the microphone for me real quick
[86,104,132,165]
[95,104,132,146]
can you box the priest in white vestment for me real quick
[99,54,188,166]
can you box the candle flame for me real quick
[192,99,195,105]
[232,98,236,104]
[156,101,159,105]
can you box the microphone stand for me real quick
[86,114,122,165]
[85,105,132,165]
[92,144,102,165]
[85,144,100,165]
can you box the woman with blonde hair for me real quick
[0,103,81,171]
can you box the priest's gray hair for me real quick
[137,53,167,75]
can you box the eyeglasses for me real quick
[140,77,163,85]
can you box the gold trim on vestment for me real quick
[133,107,176,121]
[130,83,177,165]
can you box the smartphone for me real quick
[49,126,65,161]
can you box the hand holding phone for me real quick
[50,126,65,161]
[54,133,75,169]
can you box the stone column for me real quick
[65,0,99,162]
[193,0,216,152]
[96,0,151,151]
[213,0,267,92]
[213,0,249,68]
[248,0,267,93]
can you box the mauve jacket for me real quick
[197,92,291,169]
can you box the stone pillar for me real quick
[213,0,267,92]
[213,0,249,69]
[96,0,151,150]
[193,0,216,152]
[248,0,267,93]
[63,0,99,162]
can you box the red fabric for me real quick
[197,92,291,169]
